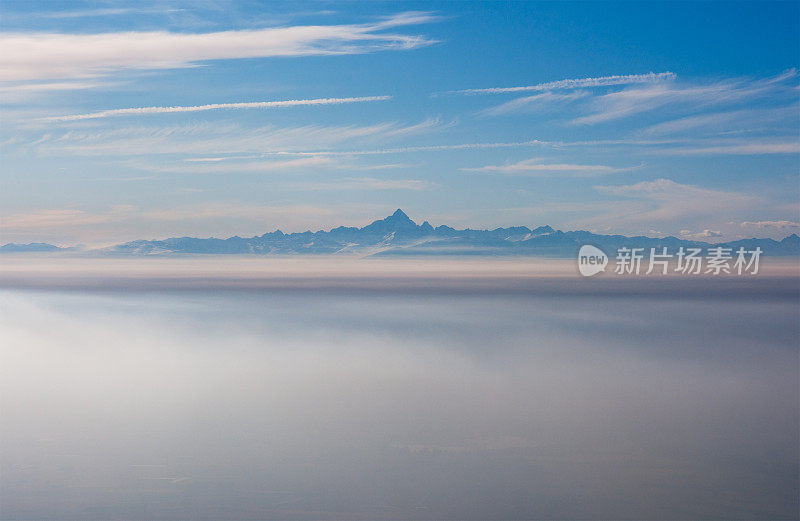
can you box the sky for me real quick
[0,0,798,246]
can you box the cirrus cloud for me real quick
[46,96,392,121]
[733,220,800,229]
[446,72,676,95]
[462,158,639,177]
[0,12,438,83]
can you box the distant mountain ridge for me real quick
[0,242,64,253]
[2,209,799,257]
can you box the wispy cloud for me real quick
[22,122,798,159]
[445,72,676,95]
[655,139,800,155]
[0,203,392,245]
[594,178,759,224]
[0,80,109,96]
[481,91,588,116]
[346,162,421,170]
[46,96,392,121]
[462,158,639,177]
[526,136,800,156]
[183,157,231,163]
[641,106,798,136]
[572,69,798,125]
[166,136,795,158]
[254,140,552,157]
[299,177,433,191]
[36,7,185,19]
[545,177,796,239]
[142,203,333,224]
[0,12,438,83]
[129,156,422,177]
[31,119,446,156]
[0,206,133,229]
[134,156,334,174]
[680,229,723,239]
[733,220,800,229]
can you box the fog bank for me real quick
[1,260,797,520]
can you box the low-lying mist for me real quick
[1,258,797,520]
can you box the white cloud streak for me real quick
[572,69,798,125]
[594,179,759,224]
[447,72,676,95]
[734,220,800,229]
[135,156,334,174]
[23,122,798,159]
[462,158,639,177]
[299,177,433,191]
[680,229,723,239]
[0,206,135,230]
[641,106,798,136]
[0,12,438,82]
[127,156,423,177]
[255,140,552,157]
[32,119,446,156]
[37,7,184,19]
[655,140,800,155]
[46,96,392,121]
[481,91,588,116]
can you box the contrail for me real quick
[442,72,677,95]
[47,95,393,121]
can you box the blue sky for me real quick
[1,1,798,246]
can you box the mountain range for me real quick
[2,209,799,257]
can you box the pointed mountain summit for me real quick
[385,209,414,225]
[362,208,419,234]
